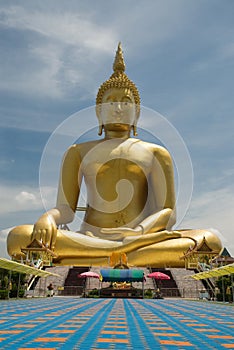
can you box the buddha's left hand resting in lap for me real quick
[7,44,222,267]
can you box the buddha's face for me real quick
[99,88,136,133]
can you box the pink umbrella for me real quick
[78,271,100,295]
[78,271,100,278]
[147,272,170,280]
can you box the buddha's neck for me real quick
[104,130,130,140]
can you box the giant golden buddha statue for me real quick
[7,44,222,267]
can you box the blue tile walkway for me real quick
[0,297,233,349]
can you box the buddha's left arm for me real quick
[135,147,176,234]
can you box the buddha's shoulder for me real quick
[66,140,102,154]
[135,139,171,158]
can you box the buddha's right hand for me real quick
[32,214,57,250]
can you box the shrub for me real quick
[0,290,9,299]
[88,289,99,298]
[9,289,25,298]
[144,289,153,298]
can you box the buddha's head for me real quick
[96,43,140,136]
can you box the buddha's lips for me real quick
[107,121,128,125]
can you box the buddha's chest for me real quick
[81,142,152,180]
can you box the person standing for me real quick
[47,283,54,297]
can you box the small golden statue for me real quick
[7,43,222,267]
[109,252,128,268]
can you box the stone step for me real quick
[169,268,204,298]
[32,266,70,297]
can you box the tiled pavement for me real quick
[0,297,233,349]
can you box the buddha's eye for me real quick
[121,100,131,106]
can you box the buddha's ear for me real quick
[132,119,138,137]
[98,125,103,136]
[135,104,140,120]
[132,104,140,136]
[132,125,138,136]
[95,104,103,136]
[95,104,101,119]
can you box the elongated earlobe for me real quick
[132,125,138,136]
[98,125,104,136]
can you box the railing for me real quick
[25,260,44,291]
[29,285,215,300]
[160,288,181,297]
[57,286,84,296]
[195,264,215,300]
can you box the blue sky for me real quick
[0,0,234,257]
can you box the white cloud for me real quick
[0,185,57,214]
[0,6,115,50]
[180,187,234,256]
[191,40,234,73]
[16,191,38,204]
[0,184,57,258]
[0,5,117,99]
[0,2,205,101]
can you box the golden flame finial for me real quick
[96,43,140,107]
[113,42,125,74]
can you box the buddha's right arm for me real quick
[56,144,82,217]
[32,145,82,248]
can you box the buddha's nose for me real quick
[115,102,122,113]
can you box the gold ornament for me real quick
[96,43,140,109]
